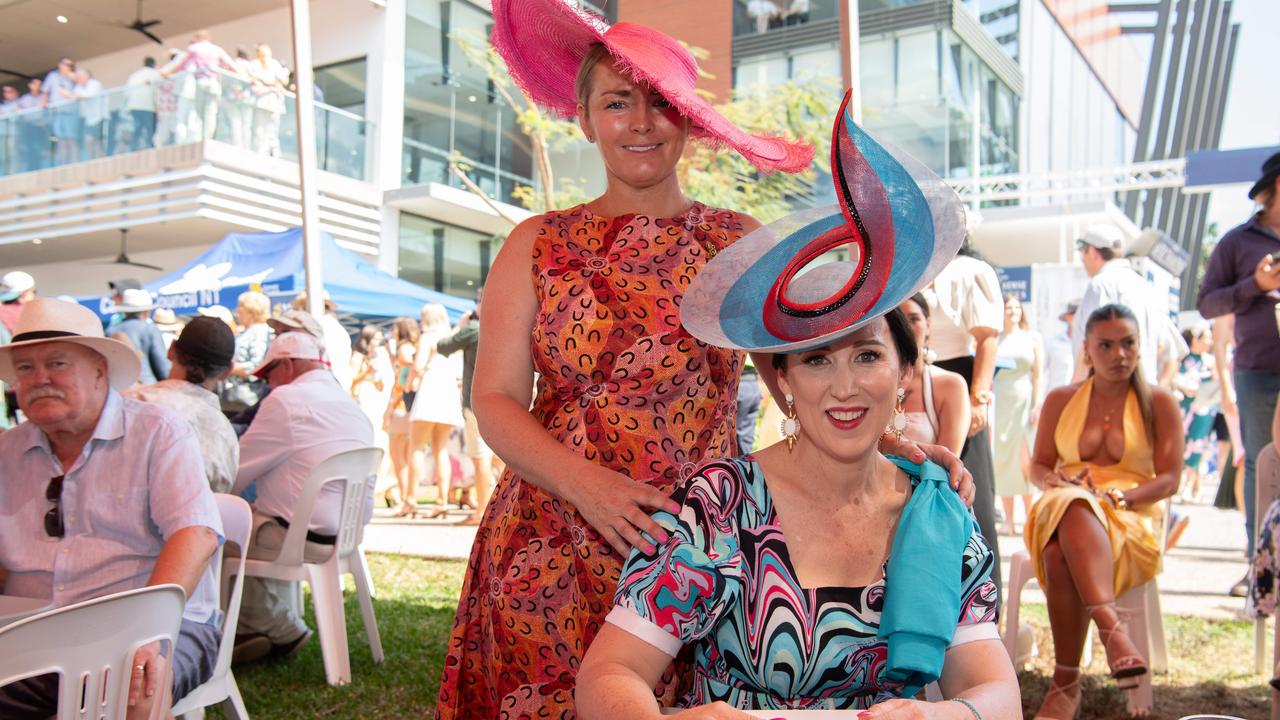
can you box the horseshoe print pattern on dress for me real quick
[434,202,748,720]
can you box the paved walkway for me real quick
[363,484,1254,620]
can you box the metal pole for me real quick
[1125,0,1173,218]
[1164,0,1215,244]
[844,0,863,123]
[1142,0,1192,228]
[290,0,324,319]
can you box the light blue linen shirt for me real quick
[0,390,224,624]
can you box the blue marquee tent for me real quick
[83,228,474,321]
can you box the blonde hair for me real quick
[420,303,450,334]
[1004,293,1030,331]
[574,43,615,109]
[236,290,270,325]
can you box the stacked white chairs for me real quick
[173,494,253,719]
[0,584,186,720]
[226,447,385,686]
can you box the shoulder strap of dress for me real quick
[1054,378,1092,466]
[921,366,941,435]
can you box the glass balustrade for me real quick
[402,137,536,208]
[0,70,372,181]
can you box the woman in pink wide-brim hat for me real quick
[432,2,814,717]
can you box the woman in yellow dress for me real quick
[1025,303,1183,719]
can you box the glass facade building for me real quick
[731,0,1020,182]
[403,0,536,205]
[400,0,543,291]
[399,213,500,297]
[859,27,1019,179]
[1022,1,1134,195]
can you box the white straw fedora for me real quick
[0,298,143,391]
[113,287,156,313]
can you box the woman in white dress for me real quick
[898,293,971,455]
[409,303,465,519]
[248,43,288,157]
[350,325,395,500]
[993,293,1044,534]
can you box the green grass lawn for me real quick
[210,554,1271,719]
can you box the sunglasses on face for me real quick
[45,475,65,538]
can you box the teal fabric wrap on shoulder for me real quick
[878,455,975,696]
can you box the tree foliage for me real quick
[451,29,838,223]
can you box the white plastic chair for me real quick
[0,584,186,720]
[1004,548,1168,716]
[228,447,384,686]
[172,494,253,720]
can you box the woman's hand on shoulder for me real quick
[879,435,976,508]
[565,466,681,557]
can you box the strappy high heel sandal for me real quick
[1034,665,1082,720]
[1086,602,1148,688]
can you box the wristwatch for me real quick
[1105,488,1130,511]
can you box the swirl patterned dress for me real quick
[607,456,999,709]
[434,202,747,719]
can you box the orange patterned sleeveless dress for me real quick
[434,202,748,719]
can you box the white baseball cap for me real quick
[252,331,326,377]
[0,271,35,301]
[1078,224,1126,252]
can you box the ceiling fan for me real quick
[102,229,164,271]
[123,0,164,45]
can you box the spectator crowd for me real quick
[0,31,297,175]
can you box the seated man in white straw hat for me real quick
[108,287,171,385]
[0,298,223,719]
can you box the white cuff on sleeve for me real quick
[948,620,1000,649]
[604,605,683,657]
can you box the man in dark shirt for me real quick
[1197,150,1280,591]
[436,288,492,524]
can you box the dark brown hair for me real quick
[771,308,919,371]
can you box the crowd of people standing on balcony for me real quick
[0,31,296,175]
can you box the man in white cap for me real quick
[231,330,372,663]
[0,270,36,334]
[0,299,223,718]
[1071,224,1161,382]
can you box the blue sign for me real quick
[996,265,1032,302]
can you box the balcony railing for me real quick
[402,137,536,208]
[0,70,372,182]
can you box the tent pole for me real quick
[290,0,324,319]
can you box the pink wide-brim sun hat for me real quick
[491,0,815,174]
